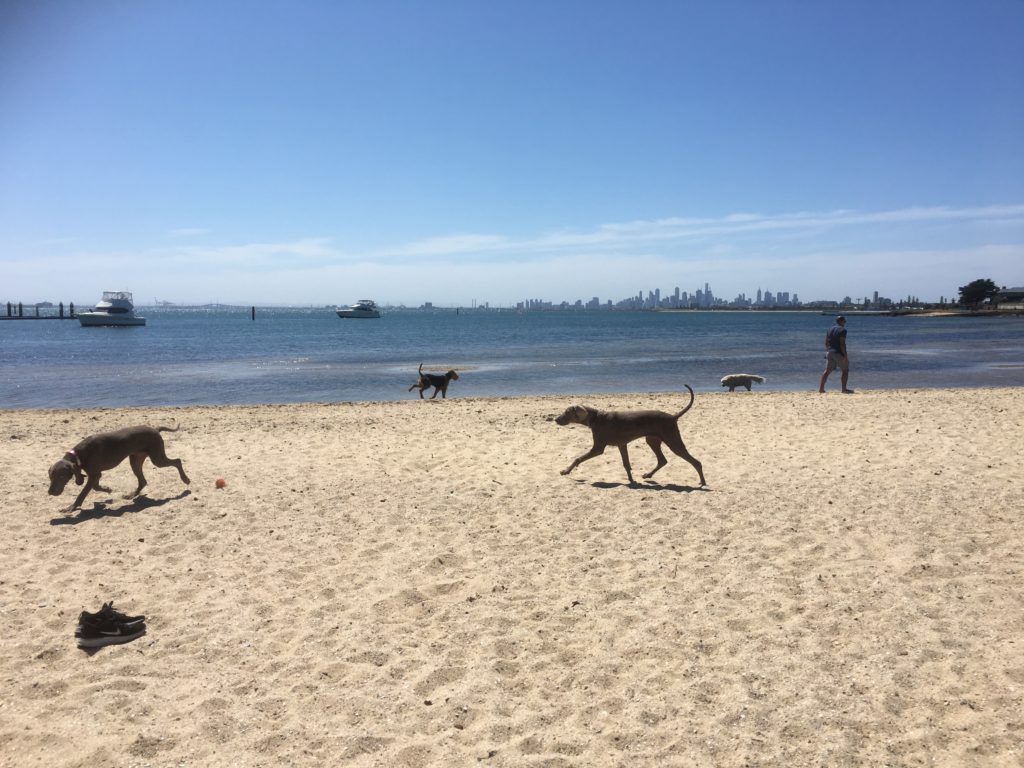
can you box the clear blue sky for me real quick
[2,0,1022,306]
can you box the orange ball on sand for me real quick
[215,478,226,489]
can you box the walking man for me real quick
[819,315,853,393]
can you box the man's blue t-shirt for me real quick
[826,325,847,353]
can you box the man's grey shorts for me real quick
[825,350,849,372]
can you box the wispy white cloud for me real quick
[168,228,211,237]
[151,238,338,270]
[387,234,510,257]
[4,204,1022,305]
[372,203,1024,262]
[31,236,80,247]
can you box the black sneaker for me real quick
[75,621,147,648]
[78,602,145,629]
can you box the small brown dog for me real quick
[48,425,190,511]
[408,363,459,399]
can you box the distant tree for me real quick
[957,278,999,306]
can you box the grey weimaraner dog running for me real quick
[48,425,190,511]
[555,385,706,486]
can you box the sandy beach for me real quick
[2,387,1022,767]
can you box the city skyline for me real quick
[0,277,981,312]
[498,283,933,312]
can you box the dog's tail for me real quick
[750,375,766,383]
[418,363,424,376]
[156,425,180,433]
[673,385,696,420]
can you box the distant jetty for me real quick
[1,301,77,320]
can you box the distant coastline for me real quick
[4,302,1021,321]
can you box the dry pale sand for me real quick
[1,387,1022,767]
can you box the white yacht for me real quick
[336,299,381,319]
[78,291,146,327]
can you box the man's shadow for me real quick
[50,490,191,526]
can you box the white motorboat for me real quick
[336,299,381,319]
[78,291,146,327]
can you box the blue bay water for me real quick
[2,308,1022,409]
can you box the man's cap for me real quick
[836,315,846,322]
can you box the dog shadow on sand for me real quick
[585,480,711,493]
[49,490,192,526]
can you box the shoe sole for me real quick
[76,628,147,648]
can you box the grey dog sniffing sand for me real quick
[48,425,190,511]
